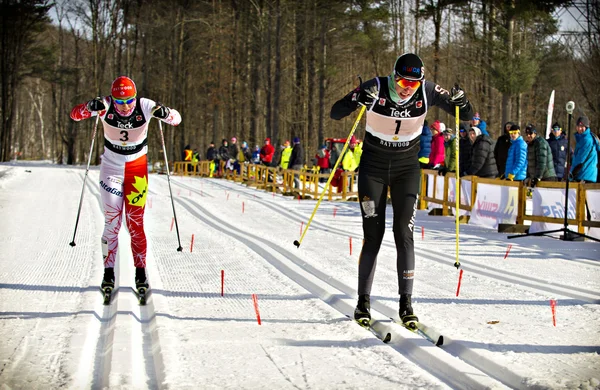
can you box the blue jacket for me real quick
[547,133,568,179]
[418,124,432,160]
[505,136,528,180]
[478,120,490,136]
[570,128,598,182]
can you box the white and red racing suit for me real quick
[71,97,181,268]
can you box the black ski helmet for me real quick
[394,53,424,81]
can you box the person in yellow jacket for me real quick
[280,140,292,169]
[354,139,363,166]
[342,136,360,171]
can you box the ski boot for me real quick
[135,267,149,305]
[101,267,115,305]
[399,294,419,329]
[353,294,371,327]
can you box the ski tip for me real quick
[383,333,392,343]
[436,336,444,346]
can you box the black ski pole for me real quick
[70,115,100,247]
[158,119,184,251]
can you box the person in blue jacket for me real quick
[570,116,598,183]
[547,122,568,180]
[418,120,432,168]
[471,112,490,136]
[503,124,528,181]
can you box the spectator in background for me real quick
[463,126,497,178]
[229,137,239,165]
[439,129,457,175]
[547,122,568,180]
[570,116,598,183]
[279,140,292,169]
[418,120,432,168]
[315,144,331,182]
[234,141,252,174]
[183,144,192,162]
[428,120,446,168]
[207,141,217,175]
[471,112,489,136]
[503,124,528,181]
[458,124,472,175]
[494,121,514,177]
[524,124,556,187]
[260,138,275,166]
[218,139,230,175]
[289,137,304,188]
[251,145,261,164]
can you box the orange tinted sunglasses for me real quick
[396,77,421,89]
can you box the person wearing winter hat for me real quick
[470,112,489,136]
[547,122,568,180]
[260,138,275,166]
[330,52,474,327]
[463,127,497,178]
[524,124,556,187]
[70,76,181,294]
[229,136,239,166]
[502,124,528,181]
[428,120,446,168]
[289,136,305,188]
[494,121,514,177]
[438,128,457,175]
[279,140,292,169]
[315,144,331,182]
[570,116,598,182]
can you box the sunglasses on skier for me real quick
[395,77,421,89]
[114,97,136,105]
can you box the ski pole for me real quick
[69,115,100,247]
[294,104,367,248]
[158,120,184,251]
[454,104,461,269]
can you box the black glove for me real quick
[152,103,170,119]
[438,167,448,176]
[355,85,378,106]
[572,164,583,178]
[449,84,468,108]
[531,178,539,188]
[87,97,106,112]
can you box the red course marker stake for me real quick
[252,294,262,325]
[242,201,245,214]
[221,270,224,297]
[504,244,513,259]
[422,226,425,240]
[333,207,337,218]
[190,234,195,252]
[170,217,174,232]
[550,299,557,326]
[300,221,304,236]
[456,269,464,297]
[349,237,353,256]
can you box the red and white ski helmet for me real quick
[111,76,137,98]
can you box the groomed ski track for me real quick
[1,165,598,389]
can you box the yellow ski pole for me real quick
[294,104,367,248]
[454,105,461,269]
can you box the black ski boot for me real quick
[101,267,115,289]
[135,267,149,290]
[399,294,419,329]
[353,294,371,326]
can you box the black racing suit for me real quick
[330,77,473,296]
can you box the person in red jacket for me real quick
[260,138,275,166]
[70,76,181,293]
[428,120,446,168]
[315,144,331,182]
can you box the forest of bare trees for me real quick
[0,0,598,165]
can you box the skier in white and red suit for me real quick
[70,76,181,290]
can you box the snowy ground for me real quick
[0,161,599,390]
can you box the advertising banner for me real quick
[470,183,519,229]
[529,187,577,236]
[586,190,600,240]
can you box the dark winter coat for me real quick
[494,134,512,176]
[527,136,556,180]
[547,133,568,179]
[218,144,230,161]
[465,135,498,178]
[206,146,217,161]
[418,124,432,161]
[289,143,305,168]
[459,135,472,175]
[229,143,239,161]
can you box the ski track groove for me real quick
[185,177,600,303]
[174,194,515,389]
[81,170,166,389]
